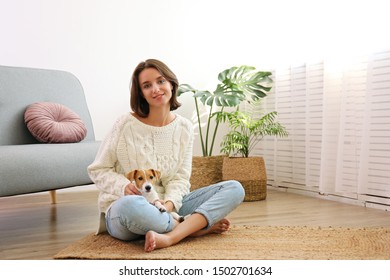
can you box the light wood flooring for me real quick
[1,186,390,260]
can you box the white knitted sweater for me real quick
[88,113,194,217]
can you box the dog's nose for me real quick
[145,185,151,192]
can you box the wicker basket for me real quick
[190,155,225,191]
[222,156,267,201]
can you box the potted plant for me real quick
[178,65,273,190]
[216,105,288,201]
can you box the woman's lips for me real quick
[153,93,165,99]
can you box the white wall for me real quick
[1,0,389,155]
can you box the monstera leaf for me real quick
[178,84,242,107]
[179,66,272,108]
[218,65,272,103]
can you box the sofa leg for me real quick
[49,190,57,204]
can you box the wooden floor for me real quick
[1,186,390,260]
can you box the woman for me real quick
[88,59,245,252]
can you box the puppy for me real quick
[126,169,185,222]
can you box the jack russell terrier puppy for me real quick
[126,169,186,222]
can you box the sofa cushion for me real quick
[24,102,87,143]
[0,141,101,196]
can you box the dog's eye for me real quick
[150,176,154,179]
[138,176,143,180]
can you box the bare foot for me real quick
[144,218,231,252]
[190,218,231,237]
[144,231,173,252]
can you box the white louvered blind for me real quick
[358,50,390,205]
[254,64,323,193]
[320,57,367,198]
[252,50,390,208]
[305,63,323,190]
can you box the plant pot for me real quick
[222,156,267,201]
[190,155,225,191]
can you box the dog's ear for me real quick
[126,170,137,181]
[150,169,161,181]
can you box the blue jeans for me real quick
[105,180,245,241]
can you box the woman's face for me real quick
[138,67,173,110]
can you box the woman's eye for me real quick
[143,84,150,89]
[158,79,166,84]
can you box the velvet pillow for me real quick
[24,102,87,143]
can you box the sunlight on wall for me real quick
[269,0,390,67]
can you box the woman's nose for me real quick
[152,83,160,93]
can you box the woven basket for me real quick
[222,156,267,201]
[190,155,225,191]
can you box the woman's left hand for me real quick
[163,200,175,212]
[124,182,141,196]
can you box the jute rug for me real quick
[54,226,390,260]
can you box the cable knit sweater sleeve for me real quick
[87,114,131,211]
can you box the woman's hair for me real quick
[130,59,181,117]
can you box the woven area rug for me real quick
[54,226,390,260]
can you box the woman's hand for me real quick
[124,182,141,196]
[163,200,175,212]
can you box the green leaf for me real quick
[218,109,288,157]
[216,66,273,104]
[177,84,195,96]
[197,85,243,107]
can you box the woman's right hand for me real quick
[124,182,141,196]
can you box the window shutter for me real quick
[358,50,390,205]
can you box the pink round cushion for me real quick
[24,102,87,143]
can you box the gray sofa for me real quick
[0,65,100,203]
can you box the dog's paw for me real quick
[153,200,167,213]
[170,212,186,222]
[156,204,167,213]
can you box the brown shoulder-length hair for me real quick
[130,59,181,117]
